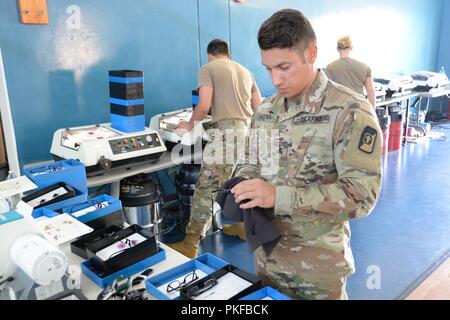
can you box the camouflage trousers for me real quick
[254,246,349,300]
[186,119,249,237]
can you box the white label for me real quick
[71,201,109,218]
[34,279,64,300]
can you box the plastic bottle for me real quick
[440,66,446,75]
[5,170,20,209]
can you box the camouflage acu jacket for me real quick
[234,70,382,276]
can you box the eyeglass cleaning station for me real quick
[0,68,282,301]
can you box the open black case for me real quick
[85,224,158,277]
[70,225,123,259]
[22,182,76,208]
[179,264,262,300]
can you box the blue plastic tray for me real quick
[23,159,88,194]
[62,194,122,225]
[239,286,292,300]
[145,253,228,300]
[81,247,166,288]
[32,207,60,219]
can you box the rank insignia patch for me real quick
[358,126,377,154]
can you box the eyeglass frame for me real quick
[166,270,199,293]
[185,277,219,298]
[67,200,110,214]
[211,188,255,235]
[29,165,65,176]
[107,237,139,260]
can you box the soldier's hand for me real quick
[175,121,193,134]
[231,178,275,209]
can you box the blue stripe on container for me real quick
[109,76,144,84]
[109,98,145,106]
[111,114,145,133]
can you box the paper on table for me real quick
[37,213,93,246]
[0,175,37,197]
[15,200,34,218]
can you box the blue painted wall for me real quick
[437,0,450,73]
[229,0,445,96]
[198,0,230,66]
[0,0,445,167]
[0,0,200,168]
[433,0,450,117]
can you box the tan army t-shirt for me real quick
[198,58,259,123]
[325,57,371,96]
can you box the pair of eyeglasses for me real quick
[185,277,219,298]
[211,188,232,194]
[30,165,64,175]
[68,200,110,213]
[107,238,138,260]
[39,192,61,204]
[210,189,232,217]
[117,238,138,249]
[166,270,199,293]
[94,202,108,209]
[211,188,255,235]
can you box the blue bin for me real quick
[37,185,88,212]
[23,159,88,194]
[240,286,292,300]
[82,246,166,288]
[145,253,228,300]
[62,194,122,225]
[31,207,60,220]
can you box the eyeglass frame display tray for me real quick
[179,264,262,300]
[81,246,166,289]
[145,253,229,300]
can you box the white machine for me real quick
[50,123,167,176]
[410,71,450,92]
[373,74,417,97]
[0,209,68,300]
[149,108,212,150]
[366,81,386,104]
[10,234,68,287]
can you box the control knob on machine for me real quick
[98,157,112,171]
[145,135,152,142]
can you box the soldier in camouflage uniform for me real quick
[230,9,382,299]
[187,119,249,236]
[169,39,262,258]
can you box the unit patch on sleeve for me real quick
[358,126,377,154]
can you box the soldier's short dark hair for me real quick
[207,39,229,56]
[258,9,316,53]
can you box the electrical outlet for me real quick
[18,0,48,24]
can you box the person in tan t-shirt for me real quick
[326,36,376,107]
[168,39,262,258]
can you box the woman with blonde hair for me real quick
[326,36,376,107]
